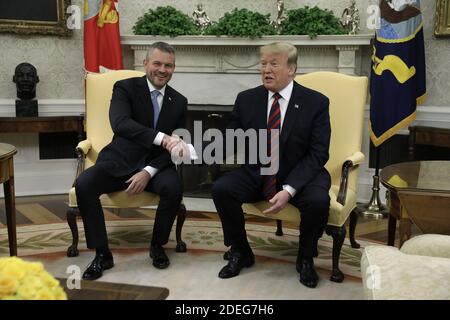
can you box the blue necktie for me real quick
[151,90,161,128]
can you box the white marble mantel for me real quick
[122,34,373,105]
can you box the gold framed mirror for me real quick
[435,0,450,37]
[0,0,72,37]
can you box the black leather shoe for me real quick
[298,258,319,288]
[150,244,170,269]
[218,250,255,279]
[82,253,114,281]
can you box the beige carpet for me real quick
[1,219,369,299]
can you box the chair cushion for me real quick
[361,245,450,300]
[241,185,357,227]
[400,234,450,259]
[69,187,160,208]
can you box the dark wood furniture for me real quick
[57,278,169,300]
[0,143,18,256]
[0,116,84,140]
[381,161,450,247]
[408,125,450,160]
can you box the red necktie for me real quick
[262,92,281,200]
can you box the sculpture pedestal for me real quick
[15,99,38,117]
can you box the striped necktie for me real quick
[262,92,281,200]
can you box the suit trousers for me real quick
[75,163,182,249]
[212,167,330,259]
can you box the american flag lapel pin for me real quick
[294,104,299,109]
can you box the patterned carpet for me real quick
[3,195,413,299]
[0,195,397,278]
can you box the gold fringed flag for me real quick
[84,0,123,73]
[369,0,426,147]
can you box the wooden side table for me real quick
[381,161,450,247]
[0,143,18,256]
[0,116,84,140]
[408,125,450,160]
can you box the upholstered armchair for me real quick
[361,234,450,299]
[242,71,368,283]
[66,70,187,257]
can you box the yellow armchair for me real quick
[66,70,187,257]
[242,71,368,282]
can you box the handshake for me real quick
[162,134,193,163]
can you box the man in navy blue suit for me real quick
[212,42,331,288]
[75,42,186,280]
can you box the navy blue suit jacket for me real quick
[96,76,188,177]
[227,81,331,192]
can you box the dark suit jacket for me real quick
[96,76,188,177]
[227,80,331,192]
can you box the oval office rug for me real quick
[0,218,369,299]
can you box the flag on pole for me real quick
[369,0,426,147]
[84,0,123,73]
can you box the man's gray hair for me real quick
[146,42,176,60]
[260,42,298,68]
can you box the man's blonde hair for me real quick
[260,42,298,68]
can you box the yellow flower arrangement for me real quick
[0,257,67,300]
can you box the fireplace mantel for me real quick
[122,34,373,105]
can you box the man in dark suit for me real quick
[75,42,186,280]
[212,42,331,288]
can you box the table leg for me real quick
[398,218,412,248]
[387,215,396,246]
[3,159,17,256]
[4,176,17,256]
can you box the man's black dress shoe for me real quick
[150,244,170,269]
[297,258,319,288]
[218,250,255,279]
[82,253,114,281]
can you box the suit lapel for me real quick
[255,86,269,130]
[281,82,303,144]
[156,85,174,131]
[137,76,154,127]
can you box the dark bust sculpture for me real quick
[13,63,40,100]
[13,63,39,116]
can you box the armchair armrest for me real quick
[72,139,91,187]
[400,234,450,259]
[337,151,365,205]
[345,151,365,166]
[76,139,92,155]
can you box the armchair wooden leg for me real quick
[275,219,283,236]
[326,225,346,283]
[349,209,360,248]
[175,204,187,253]
[66,207,80,257]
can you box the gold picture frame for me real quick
[0,0,72,37]
[435,0,450,37]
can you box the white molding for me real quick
[121,34,374,46]
[0,99,85,117]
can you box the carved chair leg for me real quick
[325,224,346,283]
[276,219,283,236]
[175,203,187,252]
[66,207,80,257]
[349,209,360,248]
